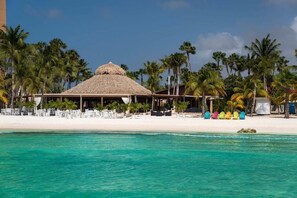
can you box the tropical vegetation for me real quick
[1,25,297,118]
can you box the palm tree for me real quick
[75,59,92,85]
[179,41,196,71]
[212,51,226,72]
[13,44,35,104]
[186,67,226,115]
[245,53,256,76]
[143,61,164,93]
[226,53,240,75]
[30,42,56,108]
[160,56,172,95]
[168,53,187,95]
[138,68,146,86]
[47,38,67,93]
[63,49,80,89]
[120,64,139,80]
[270,86,286,114]
[0,75,7,105]
[0,25,29,107]
[272,66,297,118]
[227,96,244,112]
[233,55,246,77]
[120,64,128,71]
[245,34,281,91]
[232,76,267,116]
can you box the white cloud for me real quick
[264,0,297,6]
[191,16,297,71]
[290,16,297,34]
[162,0,190,10]
[46,9,61,18]
[25,4,62,19]
[193,32,244,64]
[273,17,297,65]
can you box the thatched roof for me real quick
[95,62,126,75]
[62,62,151,96]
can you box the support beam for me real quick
[101,97,103,106]
[210,99,213,113]
[80,95,83,112]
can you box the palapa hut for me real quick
[38,62,152,111]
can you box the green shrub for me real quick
[174,101,189,113]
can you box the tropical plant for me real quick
[272,67,297,118]
[144,61,164,93]
[138,68,146,86]
[167,53,187,95]
[179,41,196,71]
[0,75,7,104]
[160,56,172,95]
[245,34,281,91]
[129,102,143,114]
[95,104,104,111]
[118,103,129,114]
[174,101,189,114]
[270,87,285,114]
[227,95,244,112]
[141,103,150,113]
[0,25,29,107]
[212,51,226,72]
[106,101,119,110]
[232,76,268,116]
[0,88,7,105]
[185,67,226,115]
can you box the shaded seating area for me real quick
[34,62,152,112]
[150,110,172,116]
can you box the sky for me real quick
[6,0,297,73]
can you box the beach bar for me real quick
[35,62,152,111]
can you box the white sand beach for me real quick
[0,114,296,134]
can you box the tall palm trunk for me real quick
[173,73,176,95]
[40,82,46,109]
[176,67,180,96]
[167,68,171,95]
[202,92,206,116]
[140,73,144,86]
[10,62,15,108]
[251,82,257,117]
[263,74,267,92]
[225,65,230,76]
[187,53,191,72]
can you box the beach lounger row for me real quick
[204,111,245,120]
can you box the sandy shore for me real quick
[0,114,297,135]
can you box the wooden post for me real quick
[151,96,154,110]
[210,99,213,113]
[134,95,137,103]
[101,97,103,106]
[80,95,83,112]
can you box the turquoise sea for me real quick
[0,132,297,197]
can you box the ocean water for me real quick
[0,132,297,197]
